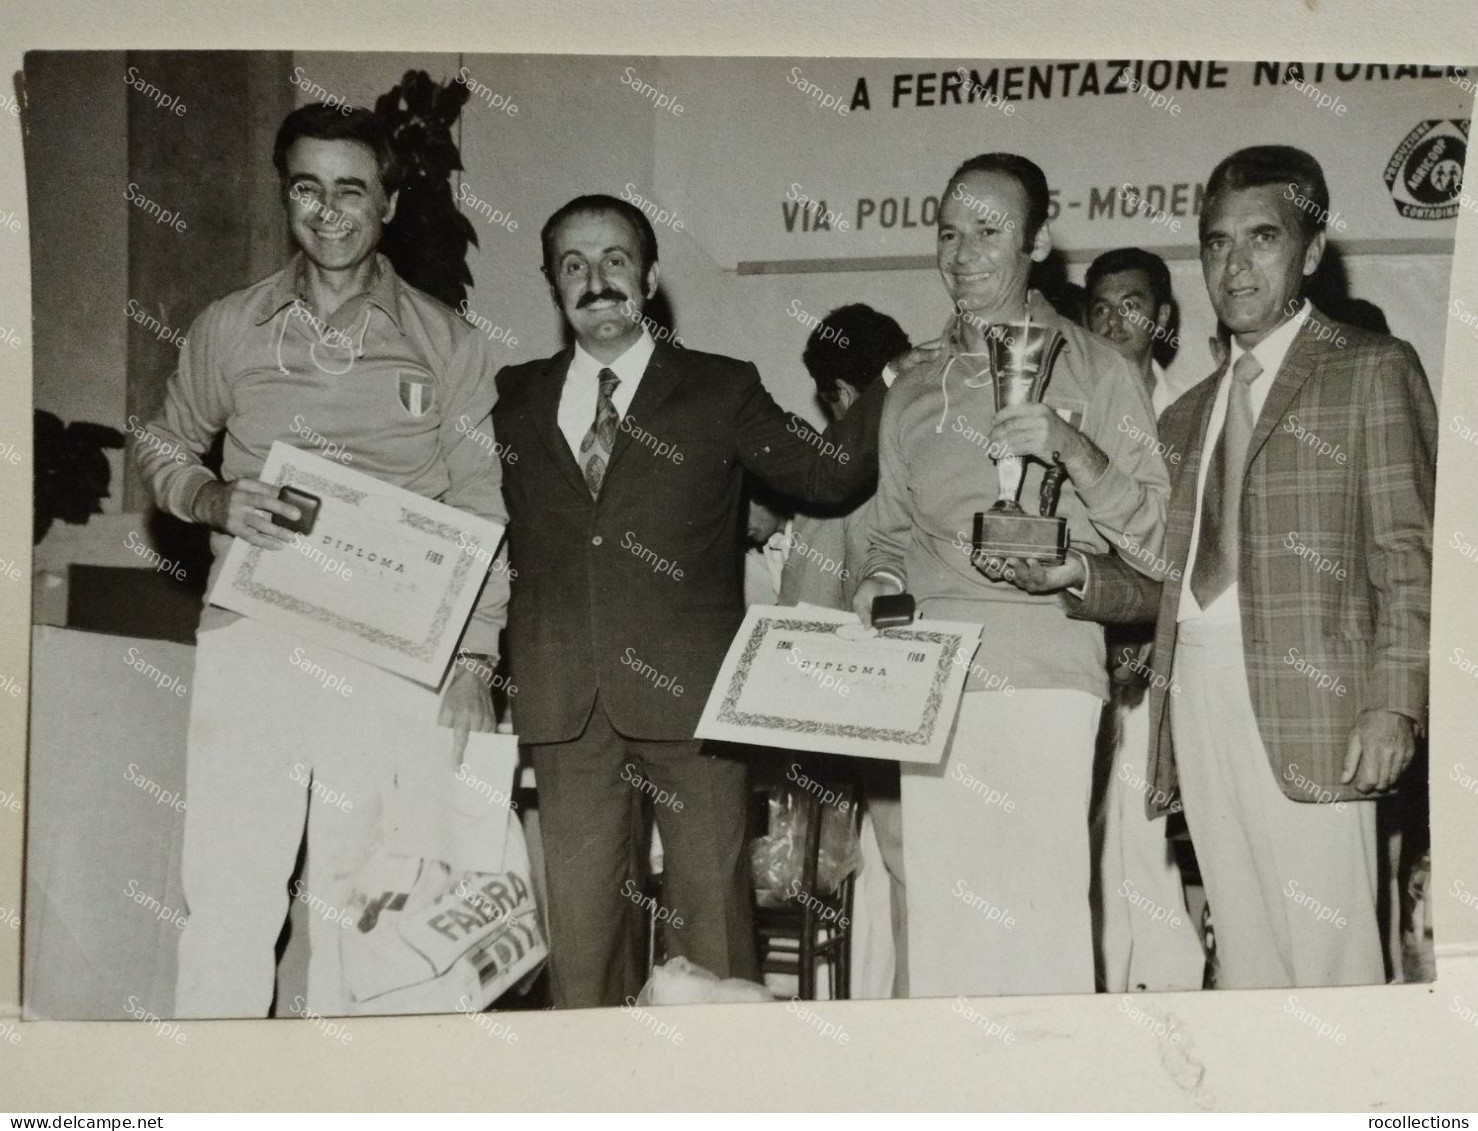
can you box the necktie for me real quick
[1189,351,1264,608]
[579,367,621,497]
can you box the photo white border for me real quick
[2,0,1477,1111]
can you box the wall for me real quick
[30,52,1452,540]
[307,53,1456,433]
[25,51,129,516]
[28,51,291,583]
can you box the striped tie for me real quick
[1189,351,1264,608]
[579,367,621,497]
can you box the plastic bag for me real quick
[750,781,861,900]
[636,956,772,1006]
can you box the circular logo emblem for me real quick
[1384,119,1470,219]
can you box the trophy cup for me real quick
[971,316,1071,565]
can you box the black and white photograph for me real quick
[7,33,1478,1107]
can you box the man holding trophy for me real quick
[853,153,1169,997]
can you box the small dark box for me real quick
[871,593,916,629]
[271,486,320,537]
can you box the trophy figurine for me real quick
[971,314,1071,565]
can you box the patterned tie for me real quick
[579,367,621,497]
[1189,351,1264,608]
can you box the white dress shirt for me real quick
[1177,300,1311,624]
[744,520,794,607]
[557,327,657,458]
[1150,360,1173,418]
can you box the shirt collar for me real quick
[941,289,1060,356]
[570,327,656,387]
[253,251,406,333]
[1227,299,1310,379]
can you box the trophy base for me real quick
[972,511,1068,565]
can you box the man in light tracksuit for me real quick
[852,153,1169,997]
[136,103,508,1017]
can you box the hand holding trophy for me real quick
[971,314,1070,566]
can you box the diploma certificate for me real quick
[207,442,505,686]
[695,605,983,763]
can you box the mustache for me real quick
[577,288,629,309]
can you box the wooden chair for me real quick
[752,769,863,1000]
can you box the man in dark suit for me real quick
[1060,146,1436,988]
[493,194,894,1007]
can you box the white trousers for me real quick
[1093,690,1206,992]
[175,616,441,1018]
[901,689,1101,998]
[1170,617,1383,989]
[847,798,907,999]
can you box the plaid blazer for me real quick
[1067,307,1436,812]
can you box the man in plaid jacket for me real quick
[1057,146,1436,988]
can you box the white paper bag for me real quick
[337,734,546,1014]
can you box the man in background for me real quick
[778,303,912,996]
[744,491,794,607]
[136,104,507,1017]
[1082,247,1206,992]
[1084,247,1177,417]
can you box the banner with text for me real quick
[641,58,1475,270]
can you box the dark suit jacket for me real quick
[1066,307,1436,811]
[493,341,883,745]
